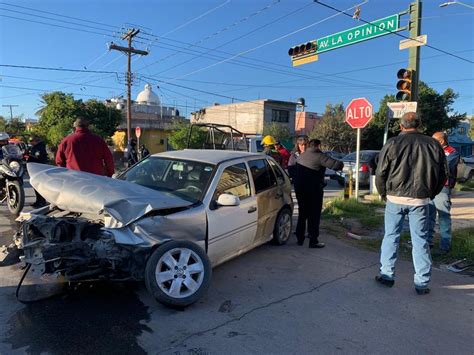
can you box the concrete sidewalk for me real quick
[450,190,474,231]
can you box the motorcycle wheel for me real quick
[7,180,25,216]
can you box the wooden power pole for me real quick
[2,104,18,121]
[109,29,148,145]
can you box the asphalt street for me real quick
[0,181,472,354]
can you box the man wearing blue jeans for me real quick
[429,132,460,254]
[375,113,447,295]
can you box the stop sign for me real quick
[345,98,373,129]
[135,126,141,138]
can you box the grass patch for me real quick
[349,228,474,265]
[454,179,474,192]
[322,198,384,229]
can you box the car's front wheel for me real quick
[145,240,211,308]
[272,208,292,245]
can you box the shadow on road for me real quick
[4,282,152,354]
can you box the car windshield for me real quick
[343,151,378,162]
[119,157,215,203]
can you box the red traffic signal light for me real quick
[396,68,412,101]
[288,41,317,57]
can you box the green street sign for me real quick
[316,14,400,54]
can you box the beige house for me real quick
[190,99,297,135]
[109,84,185,153]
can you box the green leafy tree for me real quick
[5,116,27,136]
[362,82,466,150]
[310,103,356,153]
[36,92,122,147]
[83,99,122,138]
[168,122,207,150]
[262,122,291,142]
[0,116,6,132]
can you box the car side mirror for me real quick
[216,193,240,207]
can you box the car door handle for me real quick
[248,206,257,213]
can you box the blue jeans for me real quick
[428,187,452,251]
[380,201,432,288]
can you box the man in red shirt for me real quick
[274,141,291,169]
[55,118,115,177]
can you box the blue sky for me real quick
[0,0,473,120]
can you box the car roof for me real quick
[152,149,264,165]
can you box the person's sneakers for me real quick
[309,240,325,248]
[375,276,394,288]
[296,235,305,246]
[415,287,431,295]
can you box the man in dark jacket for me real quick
[295,139,344,248]
[27,135,48,207]
[375,112,447,295]
[56,118,115,177]
[428,132,460,254]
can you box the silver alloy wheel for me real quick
[155,247,205,299]
[278,212,292,242]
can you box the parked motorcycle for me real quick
[0,144,25,215]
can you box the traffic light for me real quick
[396,68,412,101]
[288,41,317,58]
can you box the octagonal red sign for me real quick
[345,97,373,129]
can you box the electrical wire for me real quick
[1,2,120,30]
[314,0,474,64]
[167,1,368,80]
[137,0,282,72]
[160,0,231,38]
[147,1,313,76]
[0,64,117,74]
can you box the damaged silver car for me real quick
[15,150,293,307]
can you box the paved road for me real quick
[0,182,472,354]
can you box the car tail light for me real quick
[359,164,369,172]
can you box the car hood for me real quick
[27,163,194,228]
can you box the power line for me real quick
[147,1,311,76]
[160,0,231,38]
[314,0,474,64]
[1,2,120,30]
[167,1,368,80]
[0,14,115,38]
[0,64,117,74]
[137,0,282,72]
[0,7,120,35]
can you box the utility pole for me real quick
[2,104,18,121]
[109,29,148,145]
[408,0,422,102]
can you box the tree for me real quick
[262,122,291,142]
[362,82,466,150]
[309,103,356,153]
[0,116,6,132]
[83,99,122,138]
[168,122,207,150]
[5,116,26,136]
[36,92,122,147]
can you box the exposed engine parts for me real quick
[15,214,138,281]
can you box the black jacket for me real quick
[375,131,447,199]
[28,141,48,164]
[295,147,344,192]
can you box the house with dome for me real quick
[109,84,185,153]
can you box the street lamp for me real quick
[439,1,474,9]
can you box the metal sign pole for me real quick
[355,128,361,201]
[383,112,390,146]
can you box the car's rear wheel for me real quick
[272,208,292,245]
[145,240,211,308]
